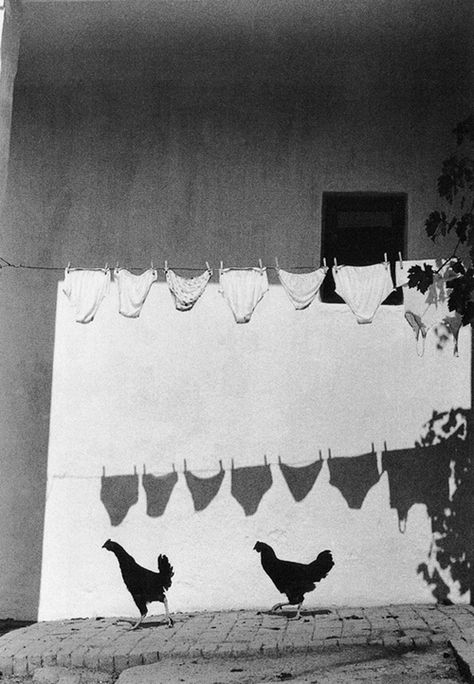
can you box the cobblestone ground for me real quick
[0,605,472,683]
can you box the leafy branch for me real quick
[408,115,474,326]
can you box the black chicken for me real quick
[102,539,174,629]
[253,541,334,619]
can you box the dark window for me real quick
[320,192,406,304]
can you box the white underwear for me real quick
[276,266,328,310]
[396,259,462,356]
[333,262,394,324]
[114,268,158,318]
[62,268,110,324]
[219,267,269,323]
[166,267,212,311]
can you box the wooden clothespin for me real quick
[258,258,263,270]
[172,463,176,473]
[143,464,146,475]
[323,257,327,269]
[66,262,71,273]
[333,258,338,270]
[275,257,280,270]
[383,253,388,270]
[220,260,224,270]
[206,261,211,272]
[164,259,168,272]
[183,459,187,472]
[398,252,404,269]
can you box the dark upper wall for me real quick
[0,0,472,619]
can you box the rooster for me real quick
[102,539,174,629]
[254,541,334,619]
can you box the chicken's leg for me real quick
[131,613,146,630]
[270,602,289,612]
[163,595,174,628]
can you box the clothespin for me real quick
[220,260,224,270]
[263,454,268,465]
[278,455,282,465]
[371,442,375,454]
[275,257,280,270]
[150,259,154,270]
[258,258,263,270]
[231,457,234,469]
[383,440,388,453]
[383,253,388,270]
[323,257,327,269]
[219,459,223,471]
[183,459,187,472]
[206,261,211,273]
[102,466,106,477]
[133,465,137,475]
[327,448,332,460]
[115,261,120,271]
[398,252,403,269]
[333,258,338,270]
[164,259,168,272]
[143,464,146,475]
[66,262,71,273]
[319,449,322,461]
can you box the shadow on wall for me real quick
[99,409,473,604]
[411,408,473,604]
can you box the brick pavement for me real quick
[0,604,472,679]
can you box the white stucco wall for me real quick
[38,277,471,621]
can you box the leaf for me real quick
[451,259,466,275]
[455,213,474,243]
[452,115,474,146]
[425,211,447,241]
[407,264,434,293]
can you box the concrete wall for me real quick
[0,0,472,619]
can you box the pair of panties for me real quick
[114,268,158,318]
[166,267,212,311]
[231,461,273,515]
[327,451,380,509]
[63,268,110,323]
[333,263,394,324]
[276,267,328,310]
[382,442,455,532]
[396,259,463,356]
[142,470,178,517]
[219,267,269,323]
[279,457,323,501]
[100,470,139,526]
[184,461,225,511]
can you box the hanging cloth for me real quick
[142,469,178,517]
[332,263,394,323]
[219,266,269,323]
[276,266,328,310]
[114,268,158,318]
[279,456,323,502]
[62,267,110,323]
[382,442,453,532]
[231,459,273,515]
[327,451,380,509]
[165,267,212,311]
[396,259,463,356]
[100,469,139,526]
[184,460,225,511]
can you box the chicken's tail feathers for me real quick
[309,549,334,582]
[158,554,174,590]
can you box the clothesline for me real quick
[0,255,322,272]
